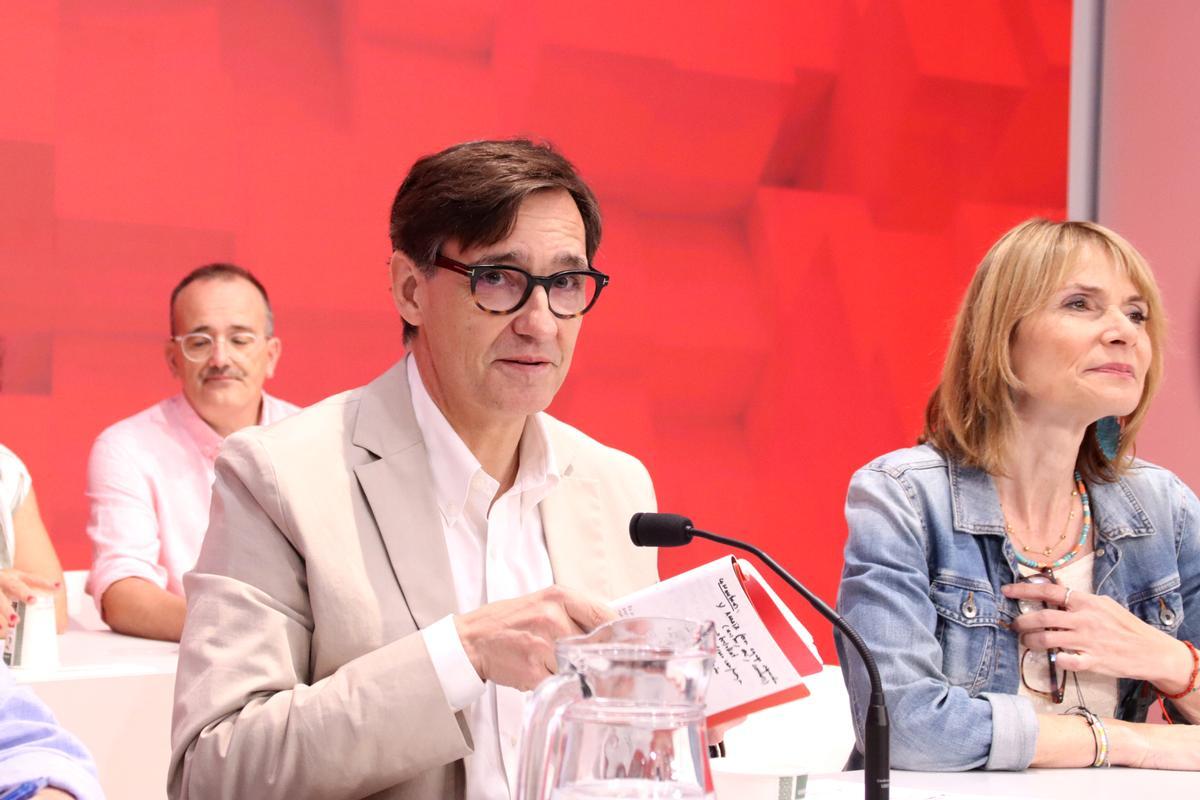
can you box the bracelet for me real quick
[1065,706,1110,768]
[1159,639,1200,700]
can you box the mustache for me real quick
[201,366,246,381]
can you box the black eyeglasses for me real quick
[1016,568,1069,704]
[432,255,609,319]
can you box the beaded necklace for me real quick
[1003,471,1091,571]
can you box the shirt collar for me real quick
[947,456,1155,541]
[406,355,560,525]
[169,393,280,462]
[167,395,226,461]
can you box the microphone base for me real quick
[864,702,889,800]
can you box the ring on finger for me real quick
[1062,586,1073,610]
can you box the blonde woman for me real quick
[0,445,68,636]
[836,219,1200,771]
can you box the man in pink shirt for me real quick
[85,263,299,641]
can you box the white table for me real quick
[11,573,177,799]
[813,767,1198,797]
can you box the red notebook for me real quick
[613,556,824,725]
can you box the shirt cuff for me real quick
[981,691,1038,770]
[421,614,486,712]
[0,752,104,800]
[86,559,170,615]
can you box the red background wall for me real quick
[0,0,1069,657]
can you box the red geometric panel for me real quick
[0,140,56,324]
[54,219,235,335]
[521,46,793,216]
[0,1,1071,659]
[55,3,234,230]
[0,334,55,396]
[0,3,58,143]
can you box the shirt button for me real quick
[1095,547,1105,557]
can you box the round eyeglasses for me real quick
[432,255,609,319]
[1016,569,1070,704]
[171,332,263,363]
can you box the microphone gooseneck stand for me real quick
[629,512,889,800]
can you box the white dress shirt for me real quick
[409,357,559,800]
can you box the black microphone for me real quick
[629,512,889,800]
[628,512,695,547]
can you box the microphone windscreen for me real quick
[629,512,694,547]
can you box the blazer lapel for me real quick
[540,423,617,600]
[352,362,458,630]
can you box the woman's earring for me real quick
[1096,416,1121,460]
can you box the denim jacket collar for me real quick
[947,458,1155,542]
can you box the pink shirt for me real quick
[85,393,299,610]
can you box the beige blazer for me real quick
[168,362,659,799]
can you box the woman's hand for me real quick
[1002,581,1191,688]
[1108,718,1200,770]
[0,568,61,638]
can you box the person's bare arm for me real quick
[1032,712,1200,769]
[101,576,186,641]
[11,488,67,633]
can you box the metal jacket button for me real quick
[962,592,978,619]
[1159,598,1177,627]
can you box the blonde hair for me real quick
[921,219,1166,483]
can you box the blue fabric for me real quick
[0,665,104,799]
[835,444,1200,771]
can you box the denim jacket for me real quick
[835,444,1200,771]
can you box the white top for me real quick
[408,356,560,800]
[1017,551,1120,716]
[0,444,32,568]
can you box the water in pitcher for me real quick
[550,780,714,800]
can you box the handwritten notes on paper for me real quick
[713,575,781,689]
[612,557,815,718]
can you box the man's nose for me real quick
[207,337,233,366]
[512,287,558,339]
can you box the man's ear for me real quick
[165,339,181,378]
[263,336,282,380]
[390,250,425,328]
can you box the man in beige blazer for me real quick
[168,139,658,799]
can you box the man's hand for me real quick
[454,585,616,691]
[34,789,75,799]
[707,715,747,747]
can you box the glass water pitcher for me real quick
[516,617,717,800]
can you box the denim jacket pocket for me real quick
[1127,577,1184,634]
[930,576,1006,692]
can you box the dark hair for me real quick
[169,263,274,336]
[389,139,602,341]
